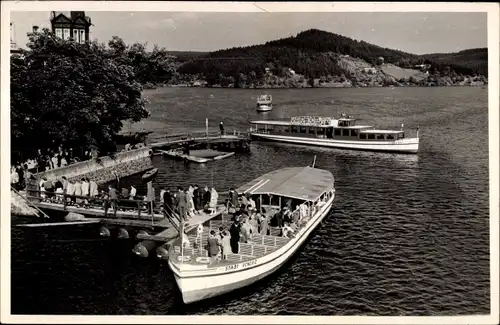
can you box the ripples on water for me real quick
[11,87,490,315]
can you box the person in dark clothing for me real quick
[193,185,202,211]
[17,166,25,190]
[163,189,173,213]
[229,216,242,253]
[228,188,239,209]
[219,121,225,136]
[202,186,211,209]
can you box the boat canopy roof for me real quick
[236,166,334,202]
[360,129,404,134]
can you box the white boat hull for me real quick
[169,193,335,304]
[251,132,419,153]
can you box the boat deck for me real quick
[169,202,328,268]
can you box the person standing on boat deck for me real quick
[219,121,225,136]
[193,185,202,211]
[221,230,231,260]
[128,185,136,200]
[230,216,242,253]
[248,196,256,211]
[207,230,220,262]
[176,187,188,221]
[259,213,270,235]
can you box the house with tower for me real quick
[50,11,92,43]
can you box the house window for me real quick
[73,29,79,42]
[63,28,70,40]
[80,29,85,43]
[55,28,62,38]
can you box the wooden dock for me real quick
[21,190,229,258]
[148,131,251,153]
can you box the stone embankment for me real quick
[37,147,154,184]
[11,147,154,217]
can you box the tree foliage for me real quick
[178,28,488,85]
[11,29,152,164]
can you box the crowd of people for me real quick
[184,189,321,263]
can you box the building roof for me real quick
[236,166,334,202]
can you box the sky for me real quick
[10,11,487,54]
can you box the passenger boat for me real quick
[256,94,273,112]
[168,165,336,304]
[249,114,419,153]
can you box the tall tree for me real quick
[10,29,150,164]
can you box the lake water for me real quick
[11,86,490,316]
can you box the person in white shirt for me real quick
[129,185,137,200]
[282,222,294,238]
[11,168,19,186]
[66,180,75,203]
[81,178,90,206]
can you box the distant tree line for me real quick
[177,28,488,86]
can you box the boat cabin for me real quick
[250,116,406,141]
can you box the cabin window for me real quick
[291,126,298,133]
[267,125,274,132]
[342,129,349,136]
[326,128,333,138]
[368,134,375,140]
[300,126,306,133]
[334,129,341,136]
[309,127,316,134]
[257,125,266,132]
[351,129,359,137]
[376,134,385,140]
[284,126,290,132]
[397,133,405,139]
[386,134,394,140]
[274,125,281,133]
[360,133,367,139]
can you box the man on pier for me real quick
[220,121,225,136]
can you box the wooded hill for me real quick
[177,29,487,86]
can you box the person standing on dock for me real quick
[163,189,173,213]
[193,185,202,212]
[202,186,211,210]
[176,187,188,221]
[108,185,118,211]
[219,121,225,136]
[89,179,98,201]
[129,185,137,200]
[229,188,238,210]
